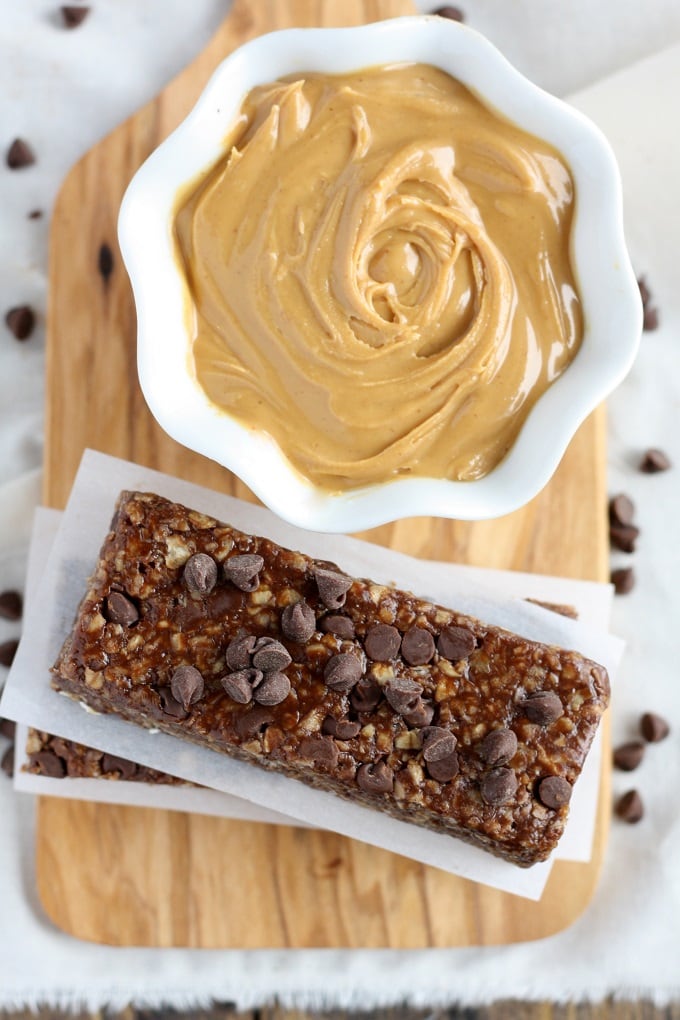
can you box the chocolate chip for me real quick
[481,767,518,805]
[101,753,138,780]
[522,690,563,725]
[0,639,19,668]
[98,242,114,282]
[224,553,263,592]
[615,789,644,823]
[364,623,401,662]
[183,553,218,595]
[158,686,189,718]
[6,138,35,169]
[401,626,435,666]
[252,637,291,672]
[537,775,572,809]
[611,567,635,595]
[613,740,645,772]
[0,718,16,740]
[324,652,362,692]
[609,492,635,527]
[170,664,204,711]
[225,634,257,671]
[421,726,457,762]
[479,728,518,767]
[0,590,22,621]
[609,523,639,553]
[281,600,316,643]
[253,670,290,706]
[384,677,422,716]
[426,752,459,783]
[403,699,435,727]
[221,668,262,705]
[32,749,66,779]
[313,567,352,610]
[234,705,274,739]
[432,4,465,19]
[319,614,355,639]
[5,306,35,341]
[356,760,394,793]
[437,625,475,661]
[61,5,91,28]
[104,591,138,626]
[28,209,43,220]
[350,677,381,712]
[299,735,339,769]
[640,448,671,473]
[322,716,361,739]
[640,711,670,743]
[637,276,652,307]
[643,305,659,331]
[2,745,14,778]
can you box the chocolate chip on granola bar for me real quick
[101,753,138,780]
[426,751,459,783]
[611,567,635,595]
[170,664,204,711]
[384,677,422,716]
[479,728,518,767]
[158,686,189,718]
[221,668,262,705]
[6,138,35,169]
[421,725,457,762]
[105,591,139,626]
[226,634,257,671]
[324,652,362,692]
[319,613,355,639]
[364,623,401,662]
[481,767,517,805]
[356,760,394,793]
[5,306,35,341]
[640,711,670,743]
[299,735,339,769]
[0,590,22,621]
[1,745,14,778]
[281,600,316,643]
[616,789,644,823]
[350,677,381,713]
[640,447,671,473]
[437,625,475,661]
[61,6,91,28]
[537,775,572,809]
[0,718,16,740]
[401,626,435,666]
[253,670,290,706]
[522,690,563,725]
[233,705,274,739]
[252,637,292,672]
[322,716,361,739]
[33,749,66,779]
[613,740,645,772]
[224,553,263,592]
[609,492,635,527]
[403,699,435,727]
[0,639,19,668]
[313,567,352,610]
[183,552,218,595]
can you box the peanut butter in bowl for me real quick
[174,63,583,493]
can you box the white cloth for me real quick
[1,0,680,1009]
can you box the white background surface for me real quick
[1,0,680,1008]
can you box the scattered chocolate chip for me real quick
[432,4,464,19]
[403,699,434,727]
[32,749,65,779]
[609,523,640,554]
[401,626,435,666]
[28,209,43,220]
[425,752,459,783]
[522,690,563,725]
[6,138,35,169]
[537,775,572,809]
[224,553,263,592]
[356,760,394,793]
[324,652,362,692]
[101,753,138,780]
[281,600,316,643]
[481,767,518,805]
[252,637,292,672]
[226,634,257,671]
[616,789,644,823]
[384,677,422,716]
[640,711,670,743]
[98,242,114,282]
[158,686,189,718]
[611,567,635,595]
[221,668,262,705]
[61,5,91,28]
[183,553,218,595]
[643,304,659,331]
[170,664,204,711]
[613,740,645,772]
[640,448,671,473]
[299,735,339,769]
[0,639,19,668]
[319,614,355,639]
[5,306,35,341]
[253,670,290,706]
[234,705,274,739]
[0,590,22,621]
[105,591,138,626]
[350,677,381,712]
[364,623,401,662]
[322,716,361,740]
[637,276,652,307]
[313,567,352,610]
[479,728,518,767]
[421,726,457,762]
[609,492,635,527]
[2,745,14,778]
[0,718,16,740]
[437,625,475,662]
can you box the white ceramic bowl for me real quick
[118,16,641,532]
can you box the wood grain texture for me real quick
[38,0,610,948]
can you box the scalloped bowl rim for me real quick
[118,16,641,532]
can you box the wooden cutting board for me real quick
[38,0,610,947]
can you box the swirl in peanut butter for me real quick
[175,64,582,490]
